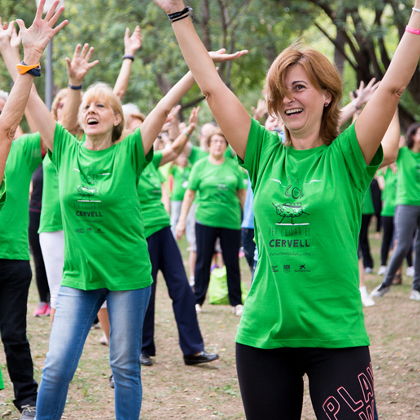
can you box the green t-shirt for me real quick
[0,133,41,259]
[0,180,5,210]
[137,151,171,238]
[50,123,153,291]
[39,153,63,232]
[188,156,246,230]
[380,167,397,217]
[361,188,374,215]
[237,119,382,349]
[169,164,191,201]
[396,147,420,206]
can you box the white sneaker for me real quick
[377,265,387,276]
[99,333,108,346]
[195,304,202,314]
[233,304,243,316]
[406,266,414,277]
[364,267,373,274]
[188,276,195,286]
[360,286,375,307]
[409,290,420,301]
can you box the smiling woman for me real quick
[153,0,420,418]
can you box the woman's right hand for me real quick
[154,0,186,14]
[175,221,186,240]
[17,0,68,65]
[65,43,99,86]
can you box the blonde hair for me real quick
[79,83,124,142]
[265,46,342,145]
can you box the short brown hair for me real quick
[406,122,420,149]
[206,127,228,149]
[79,83,124,142]
[265,46,342,145]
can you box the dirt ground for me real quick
[0,235,419,419]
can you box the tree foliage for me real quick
[0,0,417,126]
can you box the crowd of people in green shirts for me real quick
[0,0,419,419]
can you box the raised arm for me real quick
[380,110,400,168]
[0,0,67,178]
[140,71,195,154]
[159,106,199,165]
[355,2,420,164]
[113,25,142,99]
[154,1,250,159]
[62,43,99,133]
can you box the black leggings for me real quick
[236,344,376,420]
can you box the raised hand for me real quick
[153,0,186,14]
[65,43,99,85]
[188,106,200,128]
[16,0,68,65]
[10,23,21,50]
[0,19,14,50]
[124,25,142,56]
[208,48,248,63]
[352,78,380,109]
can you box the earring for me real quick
[324,102,330,107]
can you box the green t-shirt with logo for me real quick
[50,123,153,291]
[0,180,5,209]
[0,133,41,259]
[137,151,171,238]
[380,167,397,217]
[39,153,63,232]
[237,119,382,349]
[169,164,191,201]
[396,147,420,206]
[188,157,246,230]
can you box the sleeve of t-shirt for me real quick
[331,123,383,193]
[20,132,42,172]
[187,161,201,191]
[152,151,163,169]
[50,123,79,169]
[123,128,153,175]
[238,118,279,187]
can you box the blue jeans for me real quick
[36,286,151,420]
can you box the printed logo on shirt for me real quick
[294,264,310,273]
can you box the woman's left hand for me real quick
[65,43,99,86]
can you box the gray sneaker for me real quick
[20,405,36,420]
[371,284,390,298]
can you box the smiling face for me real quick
[280,64,331,143]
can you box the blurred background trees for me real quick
[0,0,418,128]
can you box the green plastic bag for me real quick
[0,366,4,390]
[208,266,248,305]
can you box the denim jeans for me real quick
[36,285,151,420]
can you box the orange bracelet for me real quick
[16,62,41,76]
